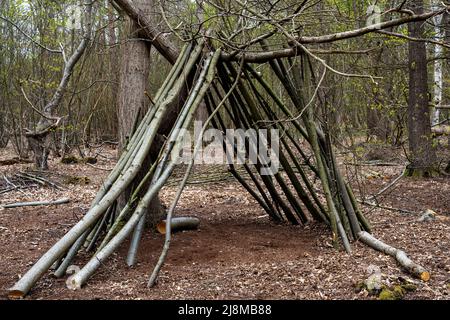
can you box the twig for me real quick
[366,168,406,201]
[19,172,65,190]
[15,173,46,187]
[377,30,450,49]
[86,163,113,171]
[343,161,402,167]
[358,200,418,215]
[21,87,56,121]
[3,174,16,188]
[0,16,62,54]
[0,187,17,195]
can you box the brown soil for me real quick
[0,145,449,300]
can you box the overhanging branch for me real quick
[293,7,449,44]
[111,0,180,64]
[224,7,450,63]
[114,1,449,64]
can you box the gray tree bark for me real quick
[25,2,93,169]
[406,0,438,177]
[367,47,389,141]
[116,0,164,225]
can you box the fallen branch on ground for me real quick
[86,163,113,171]
[366,168,406,201]
[17,172,65,190]
[0,187,17,195]
[359,200,418,215]
[344,161,402,167]
[156,217,201,234]
[2,198,70,209]
[0,158,33,166]
[358,231,430,281]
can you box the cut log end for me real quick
[66,276,81,291]
[156,221,166,234]
[8,289,25,300]
[66,265,80,276]
[420,272,430,282]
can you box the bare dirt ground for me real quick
[0,144,449,300]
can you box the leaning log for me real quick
[113,0,179,64]
[358,231,430,281]
[7,42,198,299]
[156,217,200,234]
[66,160,176,290]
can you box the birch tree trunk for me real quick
[432,1,444,126]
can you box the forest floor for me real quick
[0,143,449,300]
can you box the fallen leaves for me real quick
[0,146,449,300]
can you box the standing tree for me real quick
[115,0,165,266]
[406,0,438,177]
[431,0,445,127]
[117,0,151,153]
[8,0,449,298]
[24,1,94,169]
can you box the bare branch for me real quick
[222,47,376,62]
[376,29,450,49]
[293,7,449,45]
[20,87,59,121]
[111,0,180,64]
[0,15,62,54]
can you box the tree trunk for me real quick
[25,2,93,170]
[406,0,438,177]
[28,133,51,170]
[432,0,444,126]
[367,39,387,141]
[116,0,164,225]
